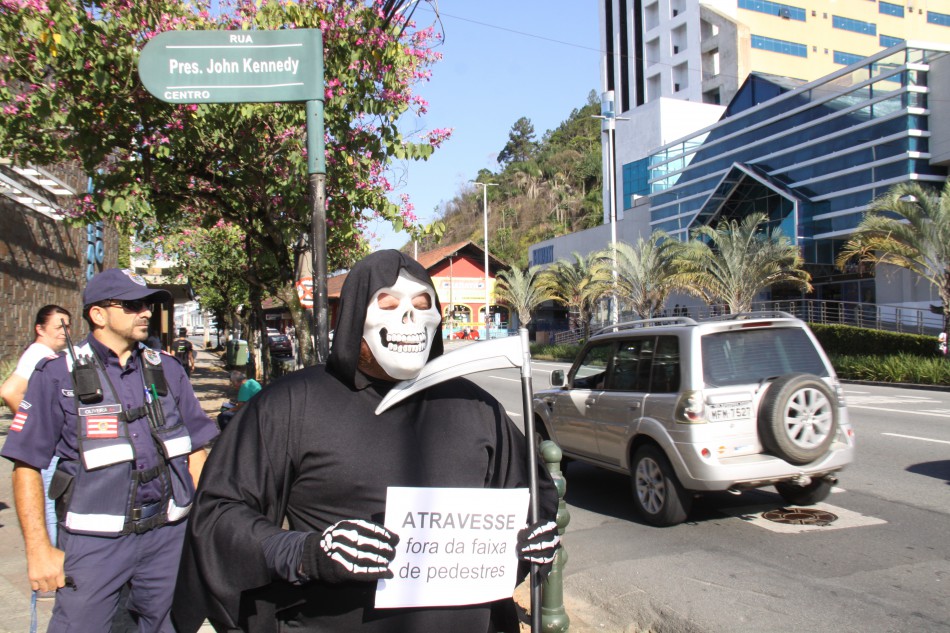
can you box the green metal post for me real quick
[540,440,570,632]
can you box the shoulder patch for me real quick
[143,348,162,365]
[10,411,27,432]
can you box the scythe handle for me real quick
[518,328,542,633]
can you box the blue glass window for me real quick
[880,34,904,48]
[531,246,553,267]
[928,11,950,27]
[738,0,806,21]
[833,15,877,35]
[879,2,904,18]
[623,158,651,209]
[751,35,808,58]
[834,51,866,66]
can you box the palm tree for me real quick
[671,212,812,313]
[493,265,555,328]
[837,181,950,335]
[542,251,611,340]
[612,231,681,319]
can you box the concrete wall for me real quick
[875,264,940,307]
[531,197,653,266]
[0,202,119,365]
[929,51,950,167]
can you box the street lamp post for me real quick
[472,181,498,338]
[592,109,629,325]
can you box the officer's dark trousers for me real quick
[47,521,186,633]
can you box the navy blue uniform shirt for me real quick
[1,335,219,504]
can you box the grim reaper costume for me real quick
[172,250,558,633]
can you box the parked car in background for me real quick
[268,334,293,359]
[533,311,855,527]
[194,324,205,335]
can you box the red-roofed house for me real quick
[328,241,511,339]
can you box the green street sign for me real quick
[138,29,323,104]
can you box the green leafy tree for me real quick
[144,221,251,344]
[0,0,449,364]
[493,266,554,327]
[542,251,610,340]
[497,116,538,166]
[612,231,681,319]
[432,92,601,258]
[671,213,812,313]
[837,181,950,335]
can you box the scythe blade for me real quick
[374,335,524,415]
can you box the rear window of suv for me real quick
[701,327,828,387]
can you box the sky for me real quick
[370,0,603,251]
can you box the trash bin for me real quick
[233,339,249,366]
[225,340,237,367]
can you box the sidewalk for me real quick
[0,346,229,633]
[0,344,610,633]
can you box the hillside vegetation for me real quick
[413,90,604,267]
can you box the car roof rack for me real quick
[594,316,698,336]
[701,310,796,322]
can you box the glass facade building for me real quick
[641,44,948,302]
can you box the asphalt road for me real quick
[468,362,950,633]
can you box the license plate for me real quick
[708,402,752,422]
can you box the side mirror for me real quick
[550,369,566,388]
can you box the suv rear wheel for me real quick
[631,445,692,527]
[758,373,838,465]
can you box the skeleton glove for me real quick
[303,519,400,584]
[516,520,561,580]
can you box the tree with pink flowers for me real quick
[0,0,449,363]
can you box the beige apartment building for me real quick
[603,0,950,110]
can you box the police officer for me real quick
[2,268,220,633]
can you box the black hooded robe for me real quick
[172,251,557,633]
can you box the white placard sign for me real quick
[375,486,529,609]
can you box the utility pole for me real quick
[593,91,629,325]
[472,181,498,338]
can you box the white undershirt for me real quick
[13,342,56,380]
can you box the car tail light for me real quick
[675,390,706,424]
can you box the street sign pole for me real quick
[306,99,329,364]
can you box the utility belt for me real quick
[51,460,188,536]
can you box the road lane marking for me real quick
[847,404,950,418]
[488,375,521,383]
[882,432,950,445]
[721,500,886,533]
[847,396,940,404]
[506,410,522,418]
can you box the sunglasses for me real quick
[99,299,153,313]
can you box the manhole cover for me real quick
[762,507,838,526]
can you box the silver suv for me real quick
[533,312,855,527]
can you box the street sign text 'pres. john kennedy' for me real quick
[139,29,323,104]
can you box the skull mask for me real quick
[362,271,441,380]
